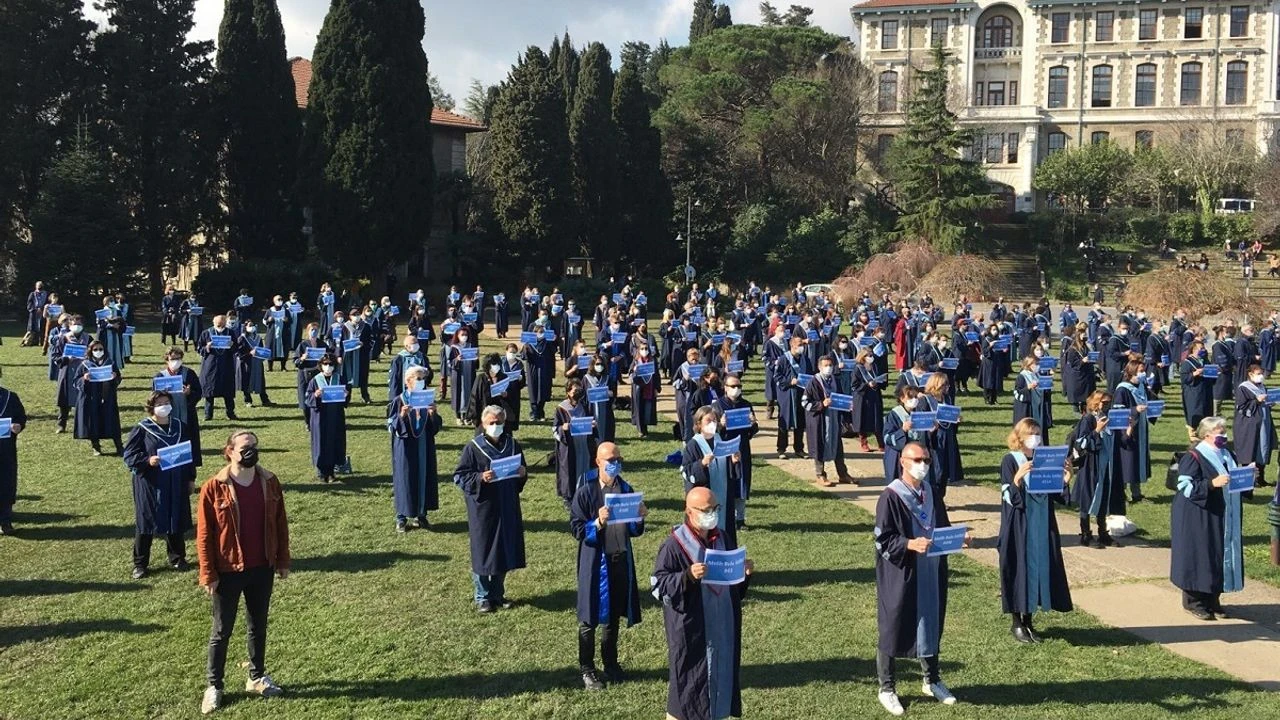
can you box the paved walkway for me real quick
[652,387,1280,691]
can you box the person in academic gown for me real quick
[555,381,597,506]
[761,327,786,418]
[1211,328,1236,413]
[155,348,203,465]
[53,317,92,432]
[316,283,336,327]
[652,486,753,720]
[198,316,238,421]
[1234,365,1275,488]
[454,406,528,612]
[468,353,515,431]
[522,326,557,422]
[1145,327,1173,398]
[339,310,373,404]
[303,354,349,483]
[1061,327,1095,413]
[97,296,127,371]
[1114,358,1154,504]
[978,327,1005,405]
[388,366,443,533]
[160,285,180,346]
[629,345,659,437]
[495,343,525,431]
[262,296,289,372]
[883,387,929,484]
[873,442,961,715]
[448,328,478,425]
[998,419,1073,644]
[234,320,271,407]
[773,338,810,459]
[672,348,705,443]
[75,341,123,455]
[493,293,510,338]
[1071,391,1125,548]
[179,293,204,351]
[850,350,886,453]
[582,356,617,443]
[1012,357,1052,443]
[681,406,744,550]
[123,391,196,579]
[1102,323,1132,392]
[0,384,27,535]
[387,334,430,403]
[570,442,647,690]
[293,323,328,427]
[24,281,47,341]
[803,356,854,487]
[1234,325,1262,390]
[1171,417,1245,620]
[921,374,963,498]
[114,294,134,362]
[716,379,759,530]
[1178,339,1214,440]
[1169,311,1188,371]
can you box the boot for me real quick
[1079,519,1093,547]
[1023,614,1042,643]
[1011,614,1034,644]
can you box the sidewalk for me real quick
[652,386,1280,691]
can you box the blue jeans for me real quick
[472,572,506,604]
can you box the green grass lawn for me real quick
[0,325,1275,719]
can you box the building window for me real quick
[1007,132,1020,163]
[878,70,899,111]
[1181,62,1202,105]
[1226,61,1247,105]
[1095,11,1114,41]
[1091,131,1111,144]
[931,18,949,46]
[986,133,1005,163]
[969,135,983,161]
[1048,66,1068,108]
[876,134,894,159]
[1047,132,1067,156]
[1009,81,1019,105]
[974,81,985,106]
[1139,9,1157,40]
[1181,129,1200,146]
[881,20,898,49]
[987,81,1006,106]
[1230,6,1249,37]
[1051,13,1069,43]
[1135,130,1154,149]
[983,16,1014,47]
[1092,65,1113,107]
[1184,7,1203,38]
[1135,63,1157,107]
[1225,128,1245,146]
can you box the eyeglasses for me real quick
[693,505,720,514]
[903,456,932,465]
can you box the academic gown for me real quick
[1071,414,1125,519]
[772,354,811,434]
[198,329,237,400]
[521,341,556,413]
[802,374,842,463]
[494,298,510,336]
[454,434,528,575]
[234,333,268,398]
[387,351,431,401]
[341,321,373,393]
[1234,336,1261,387]
[874,479,950,659]
[1062,345,1095,405]
[263,307,289,360]
[123,418,196,536]
[1171,443,1244,596]
[1145,334,1172,396]
[920,395,963,495]
[1012,369,1053,441]
[153,367,203,465]
[630,364,659,434]
[303,374,349,473]
[0,389,27,508]
[1104,335,1130,392]
[583,373,616,442]
[388,396,443,518]
[97,312,127,371]
[652,524,749,720]
[1261,326,1279,374]
[715,396,759,505]
[1170,318,1188,368]
[1181,357,1215,428]
[672,362,703,442]
[978,336,1005,393]
[448,344,478,421]
[1212,340,1236,402]
[468,372,514,429]
[179,300,204,342]
[850,365,885,435]
[554,400,597,503]
[1233,381,1275,471]
[882,406,927,482]
[998,451,1073,615]
[74,358,121,442]
[54,333,92,408]
[1113,383,1153,489]
[570,478,644,628]
[499,357,524,429]
[681,434,741,549]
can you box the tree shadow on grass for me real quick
[753,567,876,589]
[290,551,449,574]
[10,511,86,524]
[753,521,873,534]
[0,618,167,648]
[521,588,577,613]
[0,579,143,597]
[13,523,135,541]
[961,677,1264,709]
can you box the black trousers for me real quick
[877,650,939,692]
[133,532,184,569]
[1182,588,1222,613]
[204,395,236,420]
[578,553,629,672]
[775,425,804,454]
[208,566,274,690]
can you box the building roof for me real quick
[852,0,960,11]
[288,57,487,133]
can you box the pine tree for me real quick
[715,4,734,28]
[759,2,783,26]
[93,0,218,296]
[303,0,435,280]
[569,42,620,261]
[487,47,574,269]
[886,46,996,253]
[216,0,301,261]
[783,5,813,26]
[689,0,716,42]
[612,56,672,272]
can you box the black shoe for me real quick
[602,664,626,683]
[498,600,515,610]
[0,523,13,536]
[1079,533,1092,546]
[227,414,239,421]
[1185,606,1216,621]
[171,558,190,572]
[1012,624,1035,643]
[1098,531,1115,547]
[132,567,148,580]
[477,601,495,614]
[415,516,429,529]
[1130,495,1145,504]
[581,669,606,691]
[396,520,408,534]
[1024,618,1042,643]
[1210,604,1230,618]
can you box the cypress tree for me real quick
[487,47,574,269]
[555,32,579,119]
[612,56,672,272]
[304,0,435,279]
[689,0,716,42]
[715,4,733,29]
[886,45,996,253]
[569,42,620,261]
[216,0,301,260]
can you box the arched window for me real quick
[983,16,1014,48]
[1091,65,1113,107]
[878,70,899,112]
[1134,63,1157,107]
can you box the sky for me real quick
[81,0,856,113]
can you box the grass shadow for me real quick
[0,619,167,648]
[755,567,875,588]
[0,579,144,596]
[521,588,577,613]
[12,523,136,541]
[291,551,449,573]
[961,678,1259,710]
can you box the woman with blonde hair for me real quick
[1012,356,1052,444]
[921,373,962,497]
[1070,391,1123,547]
[999,418,1073,643]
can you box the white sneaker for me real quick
[245,674,284,698]
[878,690,905,716]
[923,681,957,705]
[200,686,222,715]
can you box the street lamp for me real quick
[681,197,701,281]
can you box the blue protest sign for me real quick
[936,404,961,424]
[210,334,232,350]
[304,346,327,362]
[1146,400,1166,418]
[442,322,461,335]
[543,330,557,343]
[1202,364,1220,379]
[61,343,86,360]
[586,385,610,404]
[408,390,435,409]
[1037,375,1053,391]
[490,378,511,397]
[87,365,113,383]
[724,407,752,431]
[1088,351,1100,363]
[570,416,594,437]
[910,411,937,432]
[252,346,272,361]
[727,360,744,374]
[687,364,706,381]
[1107,408,1131,431]
[47,304,63,318]
[490,453,524,481]
[157,441,193,471]
[1228,467,1255,494]
[927,526,968,557]
[320,384,347,403]
[797,373,814,387]
[0,419,11,439]
[612,332,627,346]
[520,331,537,344]
[188,306,204,316]
[577,354,591,370]
[153,375,183,393]
[829,393,854,412]
[1038,357,1058,370]
[702,547,747,585]
[342,339,361,354]
[418,330,432,341]
[459,346,479,362]
[604,493,644,524]
[714,436,740,458]
[939,358,959,370]
[634,361,655,380]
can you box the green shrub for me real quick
[1203,214,1255,248]
[1126,214,1167,247]
[1166,212,1202,247]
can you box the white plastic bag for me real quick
[1107,515,1137,537]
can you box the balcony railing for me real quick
[975,47,1022,60]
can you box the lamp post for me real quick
[680,197,701,281]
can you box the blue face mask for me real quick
[604,460,623,478]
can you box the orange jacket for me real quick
[196,465,290,587]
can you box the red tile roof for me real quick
[853,0,957,9]
[288,57,486,132]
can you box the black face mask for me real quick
[238,447,260,468]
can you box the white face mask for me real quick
[92,350,105,359]
[153,405,173,418]
[1024,435,1042,450]
[71,325,83,334]
[167,360,182,371]
[321,365,334,377]
[412,379,425,391]
[905,398,919,410]
[838,342,849,350]
[506,352,517,362]
[1251,374,1265,384]
[408,343,420,353]
[702,421,718,437]
[820,365,833,377]
[245,325,256,334]
[485,423,504,439]
[639,348,649,357]
[593,364,605,373]
[726,386,742,399]
[907,461,929,481]
[695,509,719,531]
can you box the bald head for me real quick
[596,442,621,483]
[685,487,719,535]
[898,442,930,484]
